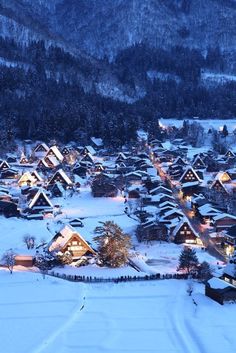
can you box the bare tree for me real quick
[1,249,15,274]
[23,235,36,249]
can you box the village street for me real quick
[154,160,226,262]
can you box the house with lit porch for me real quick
[48,224,95,260]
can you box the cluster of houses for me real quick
[0,140,103,219]
[149,139,236,254]
[2,133,236,304]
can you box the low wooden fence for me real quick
[49,271,193,283]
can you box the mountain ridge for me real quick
[1,0,236,60]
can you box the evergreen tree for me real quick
[222,124,228,138]
[93,221,131,268]
[178,247,199,275]
[198,261,212,283]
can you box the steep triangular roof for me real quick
[173,156,186,166]
[0,160,10,170]
[29,190,53,209]
[172,217,198,238]
[179,166,201,183]
[192,155,206,168]
[210,179,228,193]
[225,149,235,158]
[48,169,73,186]
[34,143,49,153]
[18,172,35,185]
[46,145,64,162]
[84,145,96,155]
[48,224,95,254]
[215,171,231,183]
[31,170,43,182]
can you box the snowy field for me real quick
[1,270,236,353]
[0,185,222,277]
[0,186,137,253]
[159,118,236,132]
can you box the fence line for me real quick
[49,271,193,283]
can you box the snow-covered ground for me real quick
[1,270,236,353]
[0,186,137,254]
[159,118,236,132]
[134,242,223,275]
[0,183,223,278]
[201,71,236,84]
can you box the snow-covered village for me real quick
[1,119,236,352]
[2,1,236,352]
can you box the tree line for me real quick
[0,37,236,148]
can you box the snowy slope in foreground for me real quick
[1,270,236,353]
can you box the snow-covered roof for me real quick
[158,201,177,208]
[84,145,96,155]
[151,193,175,202]
[192,155,206,167]
[208,277,235,290]
[150,185,172,195]
[81,152,94,162]
[91,137,103,147]
[31,170,43,182]
[52,182,65,193]
[45,155,60,167]
[29,190,53,209]
[125,171,142,178]
[38,159,49,168]
[181,181,200,188]
[34,143,49,152]
[172,217,198,237]
[0,160,10,169]
[173,156,186,165]
[215,171,231,182]
[213,213,236,221]
[223,261,236,278]
[47,146,64,162]
[49,169,73,186]
[48,224,94,254]
[18,172,35,184]
[162,208,184,219]
[198,203,220,216]
[179,167,201,183]
[116,152,127,160]
[224,149,235,157]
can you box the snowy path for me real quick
[32,287,87,353]
[167,285,206,353]
[33,280,236,353]
[33,281,211,353]
[2,273,236,353]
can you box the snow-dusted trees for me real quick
[180,120,204,147]
[57,251,73,265]
[177,247,199,276]
[198,261,212,283]
[94,221,131,268]
[23,235,36,250]
[35,250,55,278]
[1,249,15,274]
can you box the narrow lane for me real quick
[154,159,226,262]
